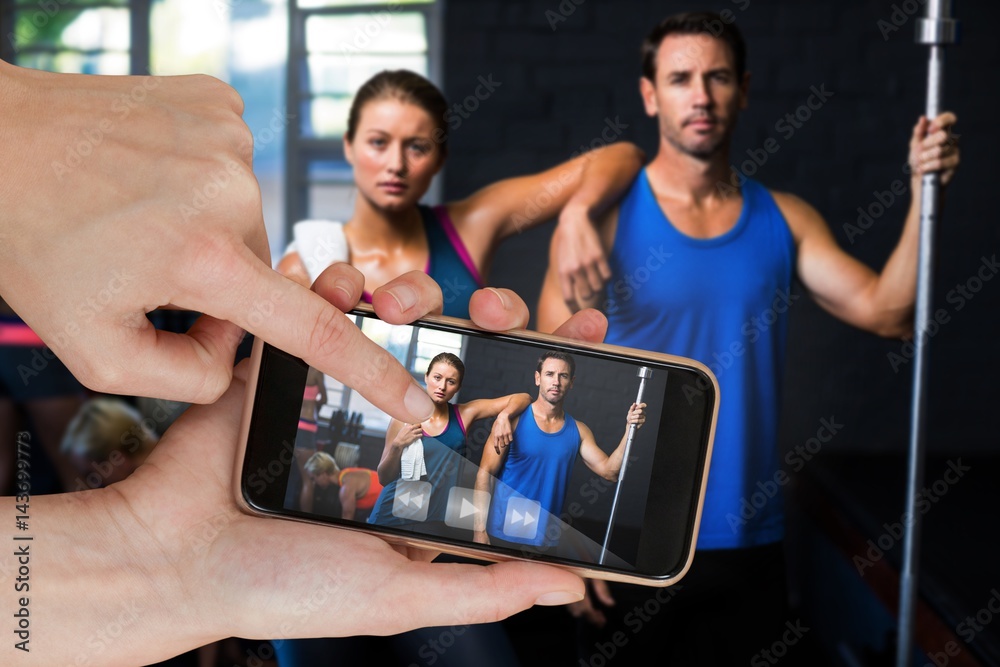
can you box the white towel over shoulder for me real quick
[399,438,427,481]
[282,219,349,284]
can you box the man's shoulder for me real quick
[567,414,589,437]
[766,188,820,218]
[766,189,826,240]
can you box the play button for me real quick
[445,487,491,530]
[459,498,477,518]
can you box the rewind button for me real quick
[391,480,432,521]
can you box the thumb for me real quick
[379,560,585,633]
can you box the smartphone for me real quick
[234,305,718,587]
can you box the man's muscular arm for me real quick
[776,112,959,338]
[577,403,646,482]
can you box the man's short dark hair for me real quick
[641,11,747,83]
[537,352,576,378]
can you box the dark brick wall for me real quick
[441,0,1000,456]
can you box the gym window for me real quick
[320,315,464,434]
[285,0,443,237]
[3,0,145,74]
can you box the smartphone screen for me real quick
[240,310,716,583]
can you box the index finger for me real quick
[930,111,957,130]
[592,579,616,607]
[559,268,578,307]
[207,246,434,424]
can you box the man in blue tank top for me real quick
[472,352,645,550]
[537,11,960,664]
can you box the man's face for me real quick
[535,359,574,406]
[640,33,749,160]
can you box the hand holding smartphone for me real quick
[235,305,718,587]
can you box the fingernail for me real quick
[486,287,509,310]
[535,590,585,606]
[333,278,354,302]
[405,382,434,421]
[387,284,419,313]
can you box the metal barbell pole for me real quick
[600,366,652,565]
[896,2,958,664]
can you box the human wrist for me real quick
[558,198,597,227]
[54,488,222,664]
[0,489,216,665]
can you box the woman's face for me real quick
[344,98,444,213]
[425,363,461,404]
